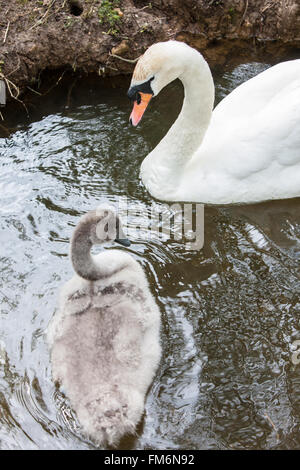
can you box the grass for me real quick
[98,0,121,28]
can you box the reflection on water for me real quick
[0,63,299,449]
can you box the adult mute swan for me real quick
[127,40,300,204]
[47,205,161,447]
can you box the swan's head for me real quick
[127,40,195,126]
[73,205,130,248]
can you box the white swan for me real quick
[47,205,161,447]
[127,40,300,204]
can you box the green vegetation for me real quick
[64,15,74,28]
[139,23,151,34]
[98,0,121,28]
[228,6,237,23]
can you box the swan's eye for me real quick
[136,92,141,105]
[127,76,154,103]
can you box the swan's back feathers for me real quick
[182,59,300,203]
[213,59,300,122]
[205,60,300,166]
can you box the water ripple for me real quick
[0,65,299,449]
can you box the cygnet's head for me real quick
[127,40,197,126]
[70,206,130,281]
[72,205,130,249]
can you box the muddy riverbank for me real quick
[0,0,299,105]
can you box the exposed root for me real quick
[42,70,67,96]
[239,0,249,29]
[2,21,10,45]
[0,74,20,100]
[109,53,141,64]
[0,71,28,116]
[26,86,42,96]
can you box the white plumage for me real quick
[129,41,300,204]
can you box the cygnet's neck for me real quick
[141,49,215,199]
[71,225,131,281]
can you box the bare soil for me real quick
[0,0,299,102]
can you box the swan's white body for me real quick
[131,41,300,204]
[47,208,161,447]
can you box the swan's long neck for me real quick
[141,50,214,199]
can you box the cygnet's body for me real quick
[47,206,161,447]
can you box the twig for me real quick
[261,4,273,14]
[0,74,20,99]
[238,0,249,29]
[0,72,29,116]
[83,0,96,18]
[27,86,42,96]
[264,412,280,442]
[6,56,21,78]
[43,70,66,95]
[0,73,19,99]
[3,21,10,44]
[109,53,140,64]
[65,78,77,109]
[106,65,118,71]
[151,16,167,22]
[29,0,56,31]
[0,111,4,121]
[137,4,152,11]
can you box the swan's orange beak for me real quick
[129,92,152,127]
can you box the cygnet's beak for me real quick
[115,223,131,247]
[129,92,152,127]
[115,238,131,247]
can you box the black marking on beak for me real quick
[127,76,154,101]
[115,238,131,247]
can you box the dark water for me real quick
[0,62,299,450]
